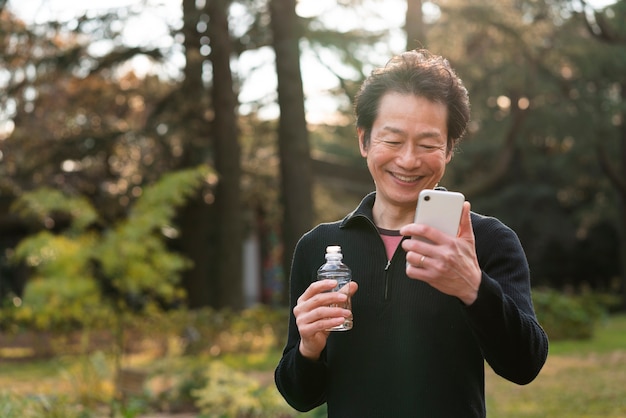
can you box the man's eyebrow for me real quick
[380,125,443,140]
[379,125,405,135]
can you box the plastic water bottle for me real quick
[317,245,353,331]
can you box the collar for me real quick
[339,186,450,230]
[340,191,377,229]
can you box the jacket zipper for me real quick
[356,214,397,301]
[384,259,391,300]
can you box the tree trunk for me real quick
[269,0,314,305]
[177,0,214,308]
[209,0,244,310]
[405,0,425,51]
[616,79,626,311]
[581,0,626,310]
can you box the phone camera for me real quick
[424,195,430,201]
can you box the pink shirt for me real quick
[378,228,403,260]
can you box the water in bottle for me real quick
[317,245,353,331]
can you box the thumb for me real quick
[458,201,474,239]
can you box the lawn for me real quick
[0,314,625,417]
[485,314,626,418]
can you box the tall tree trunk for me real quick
[602,82,626,309]
[584,5,626,308]
[269,0,314,305]
[616,81,626,310]
[177,0,214,308]
[597,81,626,309]
[209,0,244,309]
[405,0,425,50]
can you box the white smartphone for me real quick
[413,189,465,238]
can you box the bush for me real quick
[0,392,92,418]
[192,360,293,418]
[532,288,616,341]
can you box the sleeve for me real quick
[464,216,549,385]
[274,233,329,411]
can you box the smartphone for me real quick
[413,189,465,238]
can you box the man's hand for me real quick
[294,279,358,360]
[400,201,481,305]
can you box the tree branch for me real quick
[462,105,528,199]
[579,0,626,45]
[596,141,626,197]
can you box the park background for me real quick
[0,0,625,416]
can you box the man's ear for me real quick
[357,127,368,157]
[445,148,453,164]
[445,139,454,163]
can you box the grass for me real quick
[485,314,626,418]
[0,357,74,395]
[0,314,625,417]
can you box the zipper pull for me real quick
[385,260,391,271]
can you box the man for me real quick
[274,49,548,417]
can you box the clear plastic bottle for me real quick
[317,245,353,331]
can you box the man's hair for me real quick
[354,49,470,151]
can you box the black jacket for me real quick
[275,192,548,417]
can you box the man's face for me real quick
[358,92,451,212]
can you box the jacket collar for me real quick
[340,192,377,229]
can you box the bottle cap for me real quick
[326,245,341,253]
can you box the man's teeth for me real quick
[393,173,420,182]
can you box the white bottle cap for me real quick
[326,245,341,253]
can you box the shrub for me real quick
[0,392,92,418]
[192,360,292,418]
[6,165,211,332]
[532,288,614,341]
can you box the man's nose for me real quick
[397,143,422,167]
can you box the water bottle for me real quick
[317,245,353,331]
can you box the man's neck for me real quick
[372,200,415,231]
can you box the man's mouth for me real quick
[391,172,422,183]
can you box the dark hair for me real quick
[354,49,470,151]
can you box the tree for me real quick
[9,166,209,397]
[209,0,244,309]
[406,0,426,50]
[414,0,623,292]
[269,0,314,302]
[164,0,216,308]
[577,0,626,307]
[0,3,224,308]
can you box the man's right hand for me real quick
[294,279,358,360]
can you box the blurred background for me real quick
[0,0,625,417]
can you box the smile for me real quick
[391,172,421,183]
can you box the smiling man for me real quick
[274,49,548,417]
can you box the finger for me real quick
[296,306,352,333]
[458,201,474,240]
[298,279,340,302]
[347,281,358,296]
[405,250,425,268]
[296,291,346,317]
[401,231,435,256]
[302,317,346,334]
[405,261,433,282]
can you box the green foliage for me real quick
[10,188,99,235]
[3,305,623,417]
[97,166,211,307]
[5,165,211,331]
[11,231,107,330]
[137,306,291,415]
[532,288,619,341]
[192,360,292,418]
[61,351,113,407]
[0,392,92,418]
